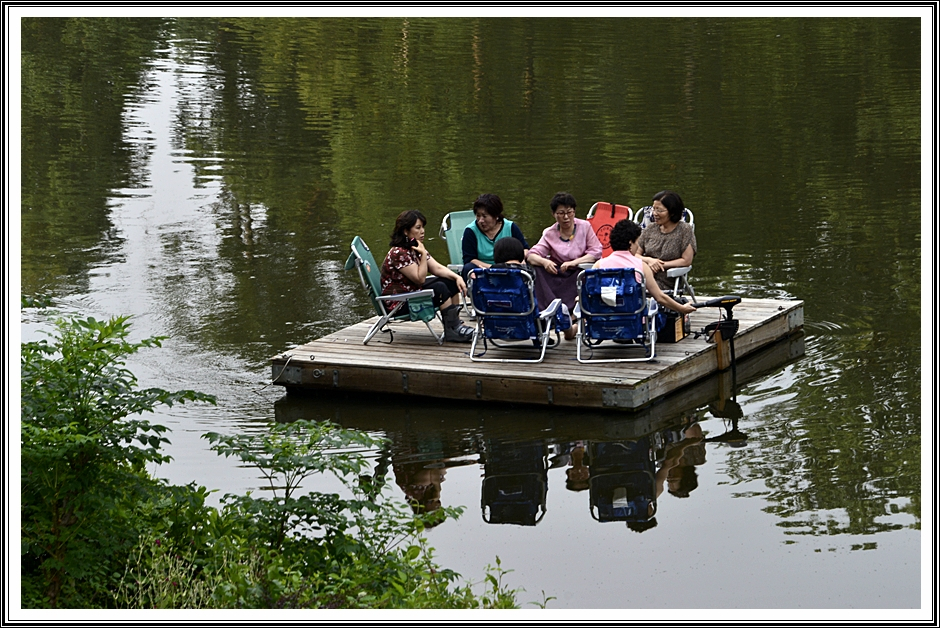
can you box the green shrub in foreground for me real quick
[21,304,529,608]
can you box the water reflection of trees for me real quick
[21,17,168,295]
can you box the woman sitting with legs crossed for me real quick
[381,210,475,343]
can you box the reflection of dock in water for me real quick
[273,329,803,528]
[271,297,803,410]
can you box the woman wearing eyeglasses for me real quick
[526,192,603,339]
[636,190,697,291]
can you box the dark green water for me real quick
[18,17,924,611]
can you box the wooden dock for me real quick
[270,297,804,411]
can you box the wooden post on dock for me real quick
[713,329,732,371]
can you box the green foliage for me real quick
[20,310,216,607]
[198,421,521,608]
[21,307,527,609]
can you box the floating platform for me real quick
[270,297,804,411]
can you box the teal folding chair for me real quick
[438,209,476,272]
[438,209,477,316]
[344,236,444,345]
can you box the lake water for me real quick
[16,15,928,615]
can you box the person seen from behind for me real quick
[594,219,696,315]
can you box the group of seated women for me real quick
[379,190,697,344]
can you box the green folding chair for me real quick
[438,209,476,272]
[344,236,444,345]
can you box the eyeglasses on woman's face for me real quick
[554,208,575,217]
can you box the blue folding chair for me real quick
[467,267,562,363]
[344,236,444,345]
[576,267,659,363]
[481,440,548,527]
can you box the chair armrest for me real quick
[376,289,435,302]
[447,263,462,273]
[666,266,692,278]
[538,298,563,320]
[578,262,594,270]
[439,214,450,240]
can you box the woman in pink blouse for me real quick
[526,192,603,339]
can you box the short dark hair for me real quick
[652,190,685,224]
[608,219,642,252]
[472,193,504,219]
[493,237,524,264]
[389,210,427,248]
[550,192,577,213]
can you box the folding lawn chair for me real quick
[586,201,633,258]
[467,267,562,363]
[438,209,476,273]
[575,267,659,363]
[481,440,548,527]
[344,236,444,345]
[633,205,695,230]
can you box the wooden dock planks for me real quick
[271,297,804,410]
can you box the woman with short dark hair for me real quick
[636,190,697,291]
[595,219,695,315]
[461,193,529,279]
[526,192,603,339]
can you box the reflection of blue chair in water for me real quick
[589,439,657,524]
[481,440,548,526]
[576,268,659,363]
[344,236,443,345]
[468,267,562,363]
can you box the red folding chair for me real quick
[586,202,633,258]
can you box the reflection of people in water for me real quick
[393,460,447,525]
[655,423,705,500]
[565,441,590,492]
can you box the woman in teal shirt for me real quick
[461,193,529,279]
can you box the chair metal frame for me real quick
[344,236,444,345]
[575,267,659,363]
[467,267,561,363]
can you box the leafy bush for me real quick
[21,304,528,609]
[21,307,216,608]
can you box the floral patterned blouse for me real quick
[381,246,430,309]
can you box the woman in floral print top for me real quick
[380,210,474,343]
